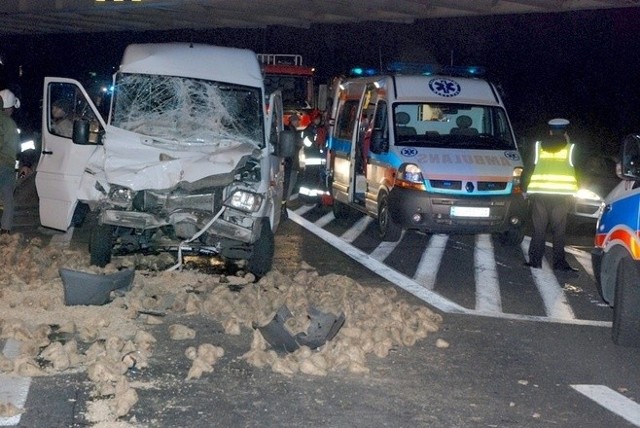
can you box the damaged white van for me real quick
[35,43,295,276]
[327,66,527,244]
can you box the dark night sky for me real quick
[1,7,638,162]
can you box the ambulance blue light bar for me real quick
[387,62,439,75]
[350,67,378,76]
[349,63,486,78]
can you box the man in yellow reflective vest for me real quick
[525,118,579,271]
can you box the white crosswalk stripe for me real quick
[340,215,373,243]
[475,234,502,313]
[413,234,448,290]
[521,239,576,320]
[0,340,31,426]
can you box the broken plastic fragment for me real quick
[256,305,345,353]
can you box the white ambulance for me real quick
[327,66,527,243]
[35,43,295,276]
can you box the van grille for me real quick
[429,180,507,193]
[430,180,462,190]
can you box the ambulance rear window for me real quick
[393,103,516,150]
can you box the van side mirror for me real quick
[277,130,296,158]
[620,135,640,180]
[370,129,389,154]
[72,119,103,146]
[72,120,91,145]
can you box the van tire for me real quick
[612,256,640,347]
[90,223,113,267]
[377,192,402,242]
[332,200,350,220]
[247,218,274,277]
[497,227,524,246]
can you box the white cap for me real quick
[548,118,569,129]
[0,89,20,109]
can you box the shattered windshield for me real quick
[393,103,516,150]
[111,73,264,148]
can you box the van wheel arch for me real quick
[601,246,629,305]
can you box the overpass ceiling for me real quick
[0,0,638,35]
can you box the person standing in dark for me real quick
[525,118,579,271]
[298,109,328,200]
[0,89,20,234]
[281,114,302,218]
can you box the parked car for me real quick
[571,155,620,224]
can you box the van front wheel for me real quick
[247,218,274,278]
[90,223,113,267]
[377,192,402,242]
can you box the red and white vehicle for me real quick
[258,53,318,129]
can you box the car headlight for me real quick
[226,190,263,212]
[108,185,135,207]
[575,188,602,201]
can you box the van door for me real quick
[331,84,366,205]
[267,90,285,227]
[36,78,106,231]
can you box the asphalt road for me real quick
[3,208,640,428]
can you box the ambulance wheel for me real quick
[377,192,402,242]
[247,218,274,278]
[497,227,524,246]
[612,256,640,347]
[90,223,113,267]
[332,199,350,220]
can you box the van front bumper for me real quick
[388,187,527,234]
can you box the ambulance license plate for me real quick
[450,206,490,218]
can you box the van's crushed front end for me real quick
[84,70,272,267]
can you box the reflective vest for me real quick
[527,141,578,195]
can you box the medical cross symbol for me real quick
[428,78,461,97]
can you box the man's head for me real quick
[52,98,73,119]
[289,114,300,127]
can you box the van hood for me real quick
[400,147,522,181]
[84,125,259,192]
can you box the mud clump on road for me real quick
[0,233,444,425]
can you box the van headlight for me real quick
[512,167,523,193]
[226,190,263,212]
[395,163,426,190]
[108,185,134,207]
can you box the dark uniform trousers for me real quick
[528,193,573,267]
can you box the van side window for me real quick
[47,82,102,143]
[373,101,387,135]
[336,100,359,140]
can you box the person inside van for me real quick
[51,98,74,138]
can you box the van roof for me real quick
[119,43,263,88]
[343,74,503,106]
